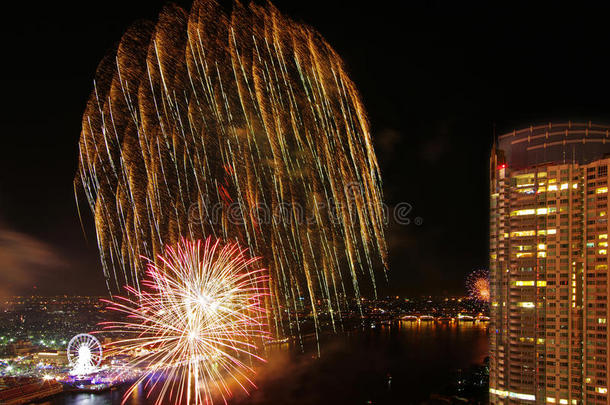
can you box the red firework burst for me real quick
[100,237,270,405]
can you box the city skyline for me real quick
[4,1,610,404]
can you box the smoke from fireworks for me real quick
[76,0,386,337]
[101,238,268,405]
[466,269,490,303]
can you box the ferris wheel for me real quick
[67,333,102,374]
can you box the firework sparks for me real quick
[76,0,386,338]
[466,270,490,303]
[101,238,269,405]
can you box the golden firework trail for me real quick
[466,269,490,303]
[101,238,269,405]
[76,0,387,338]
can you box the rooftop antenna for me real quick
[572,144,575,165]
[562,130,566,165]
[490,122,497,162]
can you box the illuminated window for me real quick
[536,280,546,287]
[515,280,535,286]
[511,209,536,216]
[511,230,536,237]
[537,251,547,258]
[548,185,558,191]
[599,249,607,255]
[596,387,607,394]
[538,244,546,250]
[547,229,557,235]
[490,388,509,398]
[600,234,608,239]
[515,174,536,187]
[560,183,569,190]
[518,302,535,308]
[510,392,535,401]
[599,242,608,248]
[597,187,608,194]
[598,318,606,324]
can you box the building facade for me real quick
[490,122,610,404]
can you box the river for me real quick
[42,321,489,405]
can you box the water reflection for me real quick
[46,322,488,405]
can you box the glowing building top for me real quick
[498,121,610,169]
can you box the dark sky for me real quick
[2,0,610,297]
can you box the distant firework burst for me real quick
[76,0,386,337]
[466,270,490,303]
[101,238,269,405]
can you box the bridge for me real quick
[400,314,490,322]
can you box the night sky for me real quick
[2,1,610,297]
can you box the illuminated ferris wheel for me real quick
[67,333,102,374]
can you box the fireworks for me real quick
[466,270,490,303]
[101,238,269,405]
[76,0,386,337]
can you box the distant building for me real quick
[489,122,610,404]
[33,350,68,366]
[0,377,62,404]
[6,341,35,357]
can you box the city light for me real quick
[4,2,610,405]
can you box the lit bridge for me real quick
[400,314,490,322]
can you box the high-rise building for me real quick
[490,122,610,405]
